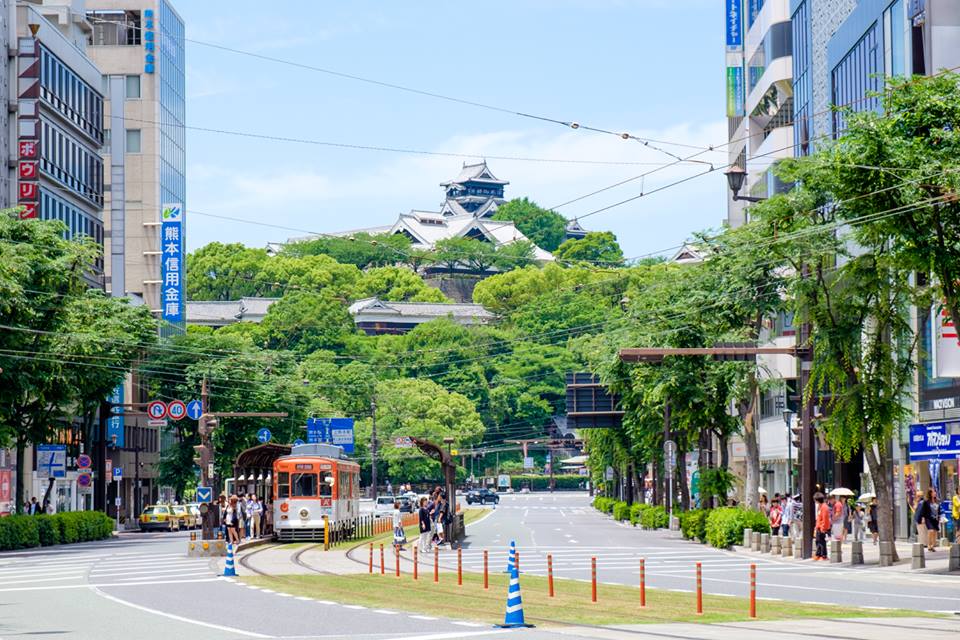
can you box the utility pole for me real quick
[798,284,816,560]
[370,396,378,501]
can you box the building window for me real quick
[87,10,141,46]
[126,129,141,153]
[125,75,141,99]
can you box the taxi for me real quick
[171,504,198,529]
[138,504,180,532]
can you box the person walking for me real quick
[29,497,40,515]
[768,498,782,537]
[392,500,407,551]
[417,497,432,553]
[868,497,879,545]
[851,504,865,542]
[224,495,242,545]
[829,495,844,541]
[781,494,794,537]
[815,492,830,561]
[251,495,262,538]
[217,494,227,540]
[915,488,940,551]
[433,495,447,547]
[759,493,769,516]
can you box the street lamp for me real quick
[724,166,767,202]
[782,408,794,494]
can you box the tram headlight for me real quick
[299,508,309,519]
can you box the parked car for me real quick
[374,495,396,517]
[171,504,198,529]
[466,488,500,505]
[396,496,415,513]
[138,504,180,532]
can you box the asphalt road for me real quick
[457,493,960,613]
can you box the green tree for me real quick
[258,291,357,355]
[0,214,157,511]
[281,232,411,269]
[494,240,537,271]
[185,242,268,300]
[554,231,625,266]
[433,237,497,273]
[492,197,568,252]
[354,266,447,302]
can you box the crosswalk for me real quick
[0,546,217,592]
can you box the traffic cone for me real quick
[496,563,534,628]
[223,543,237,577]
[504,540,516,573]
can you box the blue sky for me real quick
[178,0,727,259]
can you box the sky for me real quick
[177,0,728,260]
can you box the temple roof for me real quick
[440,161,509,187]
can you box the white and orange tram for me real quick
[273,443,360,542]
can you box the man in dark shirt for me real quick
[418,497,432,553]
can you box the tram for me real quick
[273,443,360,542]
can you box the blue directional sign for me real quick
[196,486,213,504]
[306,417,354,454]
[257,428,272,444]
[37,444,66,479]
[186,399,203,420]
[293,439,305,446]
[113,466,123,481]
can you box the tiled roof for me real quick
[348,297,495,320]
[440,161,509,187]
[186,297,279,325]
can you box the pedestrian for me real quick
[417,497,432,553]
[29,497,40,515]
[217,494,227,540]
[851,504,865,542]
[244,494,255,539]
[953,492,960,542]
[768,498,782,535]
[392,500,407,551]
[791,495,803,541]
[914,488,940,551]
[224,495,242,545]
[781,494,794,537]
[251,495,262,538]
[814,492,830,561]
[759,493,769,516]
[829,495,844,541]
[867,497,879,545]
[433,494,447,547]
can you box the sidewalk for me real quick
[552,616,957,640]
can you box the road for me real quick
[0,529,525,640]
[457,493,960,613]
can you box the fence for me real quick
[323,512,419,549]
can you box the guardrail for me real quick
[322,512,420,549]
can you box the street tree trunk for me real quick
[739,374,761,510]
[15,434,26,515]
[677,445,690,510]
[864,438,899,562]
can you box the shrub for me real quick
[629,503,650,525]
[640,505,668,529]
[0,511,112,551]
[679,508,710,541]
[593,496,615,514]
[612,501,630,521]
[705,507,771,549]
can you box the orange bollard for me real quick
[749,564,757,618]
[696,562,703,615]
[380,544,385,575]
[483,549,489,590]
[395,546,400,578]
[368,543,373,573]
[457,547,463,586]
[591,556,597,603]
[413,546,418,580]
[433,546,439,583]
[640,558,646,608]
[547,554,554,597]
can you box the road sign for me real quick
[293,438,305,446]
[497,474,511,489]
[605,466,614,481]
[307,417,355,454]
[148,419,168,427]
[77,454,92,469]
[147,400,167,420]
[664,440,677,470]
[115,496,121,507]
[393,436,413,448]
[196,486,213,504]
[77,473,92,488]
[105,459,112,478]
[113,466,122,482]
[523,456,534,469]
[167,399,187,421]
[186,399,203,420]
[37,444,66,479]
[199,503,209,515]
[257,428,272,444]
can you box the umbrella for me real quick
[758,487,767,495]
[829,487,854,497]
[857,492,876,502]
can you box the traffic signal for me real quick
[711,341,757,362]
[192,444,209,469]
[791,425,803,449]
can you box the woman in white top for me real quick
[392,501,406,551]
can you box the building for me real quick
[186,297,278,328]
[84,0,186,520]
[438,161,508,217]
[725,0,795,227]
[348,297,495,335]
[85,0,186,330]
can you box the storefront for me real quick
[907,421,959,536]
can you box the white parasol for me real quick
[829,487,855,497]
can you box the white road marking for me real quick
[342,604,366,609]
[409,614,437,620]
[381,630,508,640]
[0,578,222,592]
[110,572,212,582]
[373,609,399,614]
[0,574,86,585]
[90,585,273,638]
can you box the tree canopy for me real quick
[492,197,568,252]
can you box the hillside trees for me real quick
[492,197,568,252]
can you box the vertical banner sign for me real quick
[726,0,743,50]
[107,384,125,448]
[726,66,745,117]
[161,204,184,322]
[143,8,156,73]
[747,0,764,28]
[17,37,41,220]
[933,304,960,377]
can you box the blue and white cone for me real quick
[223,543,237,577]
[504,539,516,573]
[497,564,534,628]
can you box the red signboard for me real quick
[0,470,11,515]
[17,37,40,219]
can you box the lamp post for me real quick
[724,166,767,203]
[782,408,794,495]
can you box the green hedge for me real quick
[593,496,615,513]
[640,505,668,529]
[629,503,649,525]
[612,501,630,521]
[704,507,770,549]
[510,475,585,491]
[0,512,114,551]
[679,508,710,542]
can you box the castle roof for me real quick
[440,161,509,187]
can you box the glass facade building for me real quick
[158,0,185,212]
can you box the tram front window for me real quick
[291,473,318,497]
